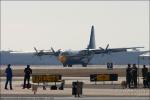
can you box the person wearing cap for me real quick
[23,65,32,89]
[5,64,13,90]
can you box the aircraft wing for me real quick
[90,47,144,54]
[34,51,55,56]
[34,47,60,56]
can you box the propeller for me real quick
[33,47,45,57]
[51,47,61,56]
[105,44,109,50]
[33,47,43,60]
[99,44,109,51]
[34,47,38,53]
[99,47,104,50]
[51,47,55,53]
[99,44,110,56]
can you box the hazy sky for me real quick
[1,1,149,52]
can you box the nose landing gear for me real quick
[63,64,72,67]
[82,63,87,67]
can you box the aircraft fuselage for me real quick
[57,50,94,67]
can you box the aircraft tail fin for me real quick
[87,25,96,49]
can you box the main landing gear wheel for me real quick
[68,64,72,67]
[82,64,87,67]
[63,64,67,67]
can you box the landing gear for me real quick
[82,63,87,67]
[63,64,67,67]
[68,64,72,67]
[63,64,72,67]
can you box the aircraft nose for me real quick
[58,56,66,63]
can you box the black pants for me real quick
[143,80,148,88]
[126,78,131,88]
[148,81,150,88]
[143,77,150,88]
[5,77,12,89]
[23,76,30,88]
[133,78,137,88]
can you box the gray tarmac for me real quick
[1,65,150,98]
[0,65,146,77]
[1,77,150,97]
[0,65,146,69]
[0,97,150,100]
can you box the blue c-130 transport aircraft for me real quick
[34,25,143,67]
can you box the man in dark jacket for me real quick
[142,65,148,88]
[5,64,13,90]
[132,64,138,88]
[126,64,132,88]
[23,65,32,89]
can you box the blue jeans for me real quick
[5,77,12,89]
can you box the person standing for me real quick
[126,64,132,88]
[132,64,138,88]
[73,82,77,97]
[23,65,32,89]
[5,64,13,90]
[142,65,148,88]
[76,81,80,97]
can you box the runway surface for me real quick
[0,97,150,100]
[1,65,150,98]
[0,65,145,77]
[1,77,150,97]
[0,65,146,69]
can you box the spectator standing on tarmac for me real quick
[126,64,132,88]
[23,65,32,89]
[5,64,13,90]
[132,64,138,88]
[142,65,148,88]
[76,81,81,97]
[73,82,78,97]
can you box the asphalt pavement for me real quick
[0,96,150,100]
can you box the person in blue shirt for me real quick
[5,64,13,90]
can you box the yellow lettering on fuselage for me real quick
[58,55,66,63]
